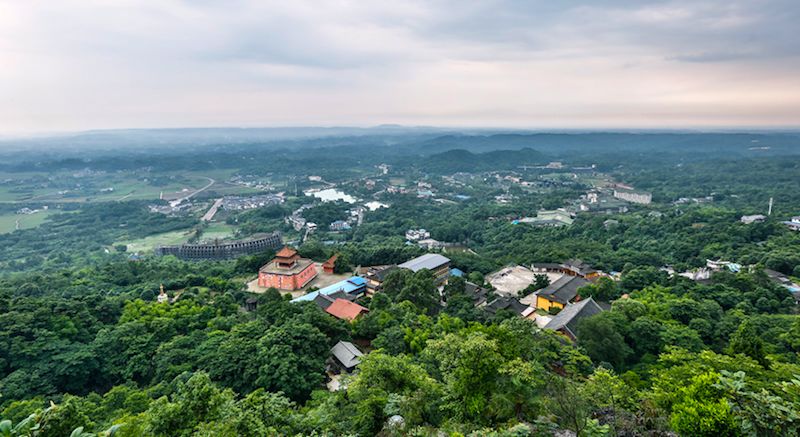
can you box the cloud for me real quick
[0,0,798,133]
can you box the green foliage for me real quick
[2,146,800,435]
[576,313,631,370]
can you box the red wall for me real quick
[258,263,317,290]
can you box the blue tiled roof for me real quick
[292,276,367,302]
[450,268,465,277]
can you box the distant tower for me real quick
[768,197,773,216]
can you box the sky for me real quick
[1,0,799,134]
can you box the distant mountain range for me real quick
[1,127,800,161]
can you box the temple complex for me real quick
[257,247,318,290]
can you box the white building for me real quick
[740,214,766,224]
[405,229,431,241]
[784,216,800,231]
[613,189,652,205]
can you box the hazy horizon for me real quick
[2,1,799,134]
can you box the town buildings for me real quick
[515,210,574,227]
[417,238,446,250]
[706,259,741,273]
[613,188,652,205]
[405,229,431,241]
[221,194,284,211]
[258,247,318,290]
[329,220,352,231]
[764,269,800,296]
[784,216,800,231]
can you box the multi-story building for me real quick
[405,229,431,241]
[258,247,318,290]
[613,189,652,205]
[784,216,800,231]
[398,253,451,284]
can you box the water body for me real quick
[305,188,357,203]
[364,201,388,211]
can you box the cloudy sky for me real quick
[1,0,799,133]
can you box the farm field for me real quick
[200,222,237,241]
[0,211,54,234]
[0,169,262,204]
[117,229,195,254]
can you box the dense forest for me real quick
[1,133,800,436]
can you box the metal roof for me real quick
[331,341,364,369]
[292,276,367,302]
[398,253,450,272]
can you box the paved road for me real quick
[183,177,215,201]
[170,177,216,206]
[201,198,224,221]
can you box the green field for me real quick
[0,169,262,204]
[200,222,237,241]
[117,229,195,254]
[117,222,239,254]
[0,211,54,234]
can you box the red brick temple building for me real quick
[258,247,318,290]
[322,254,338,274]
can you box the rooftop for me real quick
[331,341,364,369]
[368,265,399,282]
[312,290,353,310]
[276,246,298,258]
[259,257,314,275]
[325,299,369,321]
[292,276,367,302]
[545,297,603,338]
[399,253,451,273]
[484,296,530,316]
[538,275,589,305]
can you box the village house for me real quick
[405,229,431,241]
[329,220,351,231]
[784,216,800,231]
[417,238,446,250]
